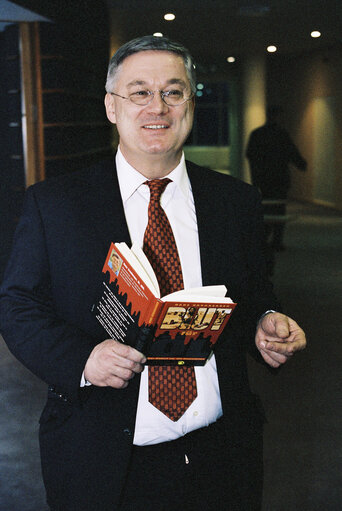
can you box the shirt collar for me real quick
[116,146,190,203]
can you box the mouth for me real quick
[142,124,169,130]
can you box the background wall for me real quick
[267,45,342,210]
[0,1,111,281]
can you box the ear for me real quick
[104,93,116,124]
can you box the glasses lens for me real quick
[163,90,185,105]
[129,91,152,105]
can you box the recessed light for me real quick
[227,56,236,63]
[153,32,163,37]
[267,45,277,53]
[311,31,321,38]
[164,13,175,21]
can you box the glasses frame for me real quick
[110,89,194,107]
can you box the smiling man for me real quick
[105,50,195,176]
[0,36,306,511]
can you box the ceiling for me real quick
[106,0,342,62]
[4,0,342,67]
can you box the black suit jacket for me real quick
[0,158,278,510]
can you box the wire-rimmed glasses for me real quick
[110,89,194,107]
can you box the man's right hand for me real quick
[84,339,146,388]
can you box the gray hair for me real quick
[105,35,196,93]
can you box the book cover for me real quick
[93,242,237,366]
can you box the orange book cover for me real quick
[93,243,236,366]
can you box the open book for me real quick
[92,242,237,366]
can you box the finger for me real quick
[265,313,290,338]
[257,334,288,345]
[109,352,146,376]
[260,339,296,356]
[109,361,145,382]
[110,340,146,364]
[274,318,291,338]
[257,321,303,346]
[260,345,292,366]
[106,345,146,380]
[259,348,285,368]
[103,374,130,389]
[260,312,291,339]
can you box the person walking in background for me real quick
[246,105,307,251]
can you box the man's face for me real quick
[105,50,194,171]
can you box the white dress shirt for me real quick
[115,148,223,446]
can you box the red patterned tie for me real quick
[143,178,197,422]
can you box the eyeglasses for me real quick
[110,89,194,107]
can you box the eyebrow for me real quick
[126,78,187,89]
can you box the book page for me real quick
[116,242,159,296]
[130,243,160,297]
[163,285,232,303]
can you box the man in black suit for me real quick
[0,36,306,511]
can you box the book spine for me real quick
[134,325,155,353]
[146,299,162,325]
[134,299,162,354]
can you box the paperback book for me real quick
[93,242,236,365]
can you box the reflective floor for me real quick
[249,201,342,510]
[1,201,341,510]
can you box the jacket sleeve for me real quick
[0,186,97,402]
[232,186,281,361]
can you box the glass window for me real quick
[186,82,230,146]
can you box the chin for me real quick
[143,143,172,155]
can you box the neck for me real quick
[120,148,182,179]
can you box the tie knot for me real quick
[145,178,171,202]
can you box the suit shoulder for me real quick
[28,157,116,199]
[186,160,259,200]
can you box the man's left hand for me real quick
[255,312,306,368]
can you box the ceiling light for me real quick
[153,32,163,37]
[267,45,277,53]
[227,56,236,63]
[164,13,175,21]
[311,31,321,38]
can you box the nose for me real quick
[145,91,168,114]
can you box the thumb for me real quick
[274,316,290,338]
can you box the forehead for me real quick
[116,50,189,88]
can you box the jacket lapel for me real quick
[187,161,238,289]
[84,158,131,252]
